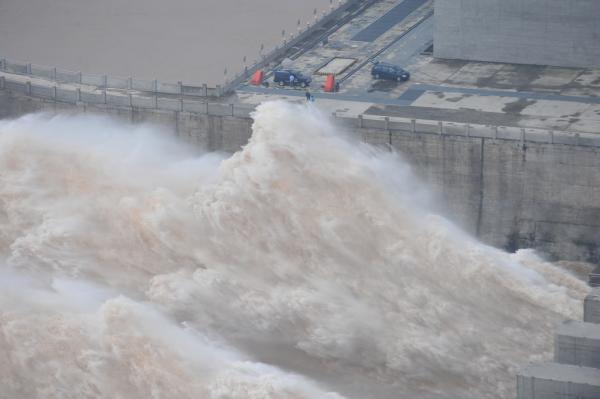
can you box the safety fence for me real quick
[335,113,600,148]
[0,57,223,97]
[0,75,253,117]
[0,0,361,98]
[3,72,597,148]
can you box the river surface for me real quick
[0,101,589,398]
[0,0,332,85]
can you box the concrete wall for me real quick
[434,0,600,68]
[517,289,600,399]
[585,290,600,323]
[555,320,600,369]
[0,88,253,153]
[517,363,600,399]
[340,116,600,264]
[2,88,600,264]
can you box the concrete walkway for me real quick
[406,83,600,105]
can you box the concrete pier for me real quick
[517,363,600,399]
[517,289,600,399]
[585,289,600,324]
[555,320,600,369]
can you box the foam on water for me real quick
[0,102,589,398]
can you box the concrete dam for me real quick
[2,78,599,265]
[1,0,600,398]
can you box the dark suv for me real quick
[371,62,410,82]
[273,69,312,87]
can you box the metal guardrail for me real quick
[0,75,253,117]
[2,73,599,149]
[0,57,223,97]
[336,113,600,148]
[222,0,365,95]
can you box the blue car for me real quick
[371,62,410,82]
[273,69,312,87]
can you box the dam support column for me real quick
[517,288,600,398]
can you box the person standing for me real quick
[305,90,311,101]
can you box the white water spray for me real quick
[0,102,588,399]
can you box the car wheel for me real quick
[374,74,380,79]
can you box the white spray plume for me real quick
[0,102,588,399]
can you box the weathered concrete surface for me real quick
[353,127,600,263]
[434,0,600,69]
[555,320,600,369]
[517,362,600,399]
[585,289,600,323]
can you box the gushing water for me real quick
[0,102,588,399]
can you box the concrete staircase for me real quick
[517,288,600,399]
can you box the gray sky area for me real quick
[0,0,332,85]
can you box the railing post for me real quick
[411,119,416,134]
[153,79,158,93]
[178,81,183,95]
[129,93,133,107]
[76,88,81,102]
[438,121,443,135]
[79,71,83,84]
[103,75,108,88]
[128,77,133,90]
[493,125,498,139]
[53,86,57,101]
[205,102,209,114]
[203,83,207,97]
[230,103,234,116]
[180,98,184,112]
[26,81,31,95]
[385,117,392,147]
[103,89,107,104]
[358,114,363,128]
[53,67,57,81]
[27,63,32,74]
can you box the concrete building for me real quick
[434,0,600,68]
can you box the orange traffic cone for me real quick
[251,70,264,86]
[324,74,335,92]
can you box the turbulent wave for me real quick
[0,102,589,399]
